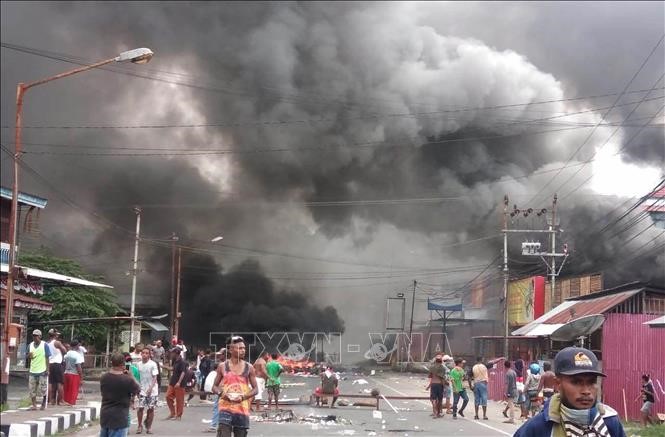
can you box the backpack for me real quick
[184,367,197,388]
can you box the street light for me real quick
[2,47,154,390]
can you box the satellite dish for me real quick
[550,314,605,342]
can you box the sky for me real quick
[1,2,663,350]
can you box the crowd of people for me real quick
[423,347,660,436]
[25,331,655,437]
[26,328,86,410]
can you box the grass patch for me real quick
[624,423,665,437]
[17,397,33,408]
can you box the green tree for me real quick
[20,251,119,350]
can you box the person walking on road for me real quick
[471,356,489,420]
[46,329,69,406]
[426,354,446,418]
[265,353,283,411]
[538,361,558,403]
[503,360,518,424]
[136,346,159,434]
[100,352,140,437]
[252,352,269,411]
[450,357,469,419]
[163,346,188,420]
[525,363,542,417]
[213,336,258,437]
[514,347,626,437]
[63,339,84,405]
[27,329,50,410]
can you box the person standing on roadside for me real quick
[538,361,558,403]
[46,329,69,406]
[136,346,159,434]
[100,352,140,437]
[163,346,187,420]
[63,339,84,405]
[640,373,656,427]
[514,347,626,437]
[426,354,446,418]
[152,340,165,389]
[252,352,269,411]
[471,356,489,420]
[27,329,50,410]
[199,350,214,401]
[213,336,258,437]
[265,353,283,411]
[503,360,518,424]
[449,357,468,419]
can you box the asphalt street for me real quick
[62,371,522,437]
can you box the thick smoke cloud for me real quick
[1,2,663,347]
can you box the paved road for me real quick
[65,372,522,437]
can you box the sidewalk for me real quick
[0,402,100,437]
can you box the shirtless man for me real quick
[427,354,447,418]
[537,361,558,402]
[252,352,269,412]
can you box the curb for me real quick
[0,403,100,437]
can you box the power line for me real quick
[4,41,665,118]
[526,33,665,206]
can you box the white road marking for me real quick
[369,376,513,436]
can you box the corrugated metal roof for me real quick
[512,289,641,336]
[545,289,640,324]
[0,186,48,209]
[1,263,113,288]
[644,315,665,326]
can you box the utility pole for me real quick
[501,195,562,359]
[129,207,141,348]
[170,233,178,336]
[503,195,509,359]
[549,195,558,301]
[408,279,417,362]
[174,247,182,340]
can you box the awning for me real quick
[1,264,113,289]
[427,299,463,311]
[512,289,641,336]
[142,320,169,332]
[644,315,665,327]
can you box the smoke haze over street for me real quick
[1,2,663,348]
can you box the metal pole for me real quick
[170,233,177,335]
[408,280,417,362]
[550,195,558,304]
[174,248,182,340]
[2,55,131,388]
[503,195,510,359]
[129,207,141,347]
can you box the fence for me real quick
[601,313,665,421]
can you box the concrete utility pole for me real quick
[408,279,417,362]
[549,195,558,300]
[170,233,179,336]
[501,194,566,359]
[129,207,141,347]
[174,247,182,340]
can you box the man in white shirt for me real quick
[136,346,159,434]
[46,329,69,406]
